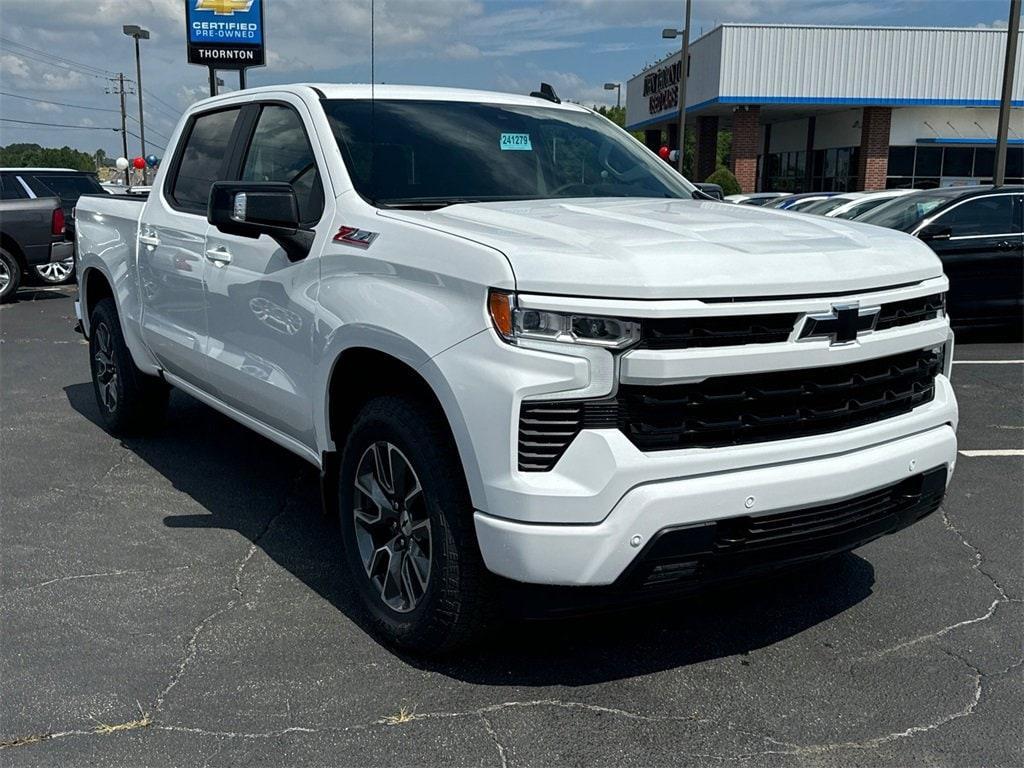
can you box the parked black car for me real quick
[0,168,107,284]
[857,185,1023,331]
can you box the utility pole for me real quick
[994,0,1021,186]
[108,74,131,186]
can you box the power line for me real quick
[0,36,115,78]
[142,89,184,119]
[1,49,110,81]
[0,90,120,114]
[0,117,118,131]
[126,130,165,152]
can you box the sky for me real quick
[0,0,1018,158]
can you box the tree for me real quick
[704,166,741,196]
[0,143,96,172]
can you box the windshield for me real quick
[855,190,957,230]
[833,196,893,220]
[802,197,852,215]
[323,99,695,208]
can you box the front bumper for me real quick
[475,423,956,586]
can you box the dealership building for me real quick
[625,24,1024,193]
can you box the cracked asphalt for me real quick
[1,286,1021,767]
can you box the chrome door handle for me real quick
[204,247,232,265]
[139,233,160,247]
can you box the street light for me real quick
[661,0,692,175]
[122,24,150,183]
[603,82,621,110]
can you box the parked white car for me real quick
[803,189,919,219]
[75,84,957,652]
[724,192,792,206]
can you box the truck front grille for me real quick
[640,313,798,349]
[517,347,940,470]
[617,347,940,451]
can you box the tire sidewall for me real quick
[0,249,20,302]
[337,398,465,648]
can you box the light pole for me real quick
[122,25,150,183]
[662,0,692,175]
[994,0,1021,186]
[603,82,621,110]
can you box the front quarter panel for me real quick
[312,195,516,460]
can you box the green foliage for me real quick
[0,143,96,171]
[704,166,741,196]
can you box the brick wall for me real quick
[856,107,892,191]
[695,115,719,182]
[730,106,760,193]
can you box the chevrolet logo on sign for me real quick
[196,0,253,14]
[799,303,880,344]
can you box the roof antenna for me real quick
[530,83,561,104]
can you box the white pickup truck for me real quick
[76,84,957,652]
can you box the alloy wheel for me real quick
[93,322,119,412]
[35,260,74,284]
[353,441,432,613]
[0,259,10,294]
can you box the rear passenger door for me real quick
[201,99,328,448]
[926,193,1022,325]
[140,106,243,385]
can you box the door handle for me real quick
[204,247,233,266]
[139,233,160,247]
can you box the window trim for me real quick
[235,100,326,227]
[163,104,248,217]
[915,192,1023,239]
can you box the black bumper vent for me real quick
[623,467,947,590]
[617,347,940,452]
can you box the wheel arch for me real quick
[0,232,28,272]
[320,342,487,518]
[81,265,114,336]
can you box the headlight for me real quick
[488,290,640,349]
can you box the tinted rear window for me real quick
[28,173,104,203]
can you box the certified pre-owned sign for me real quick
[185,0,265,69]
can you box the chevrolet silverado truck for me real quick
[75,84,958,652]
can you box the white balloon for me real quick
[115,157,129,171]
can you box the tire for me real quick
[0,248,21,303]
[89,297,169,435]
[338,395,491,654]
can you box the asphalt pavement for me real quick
[1,285,1021,767]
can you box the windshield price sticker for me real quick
[500,133,533,151]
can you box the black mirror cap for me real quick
[918,223,953,242]
[208,181,300,239]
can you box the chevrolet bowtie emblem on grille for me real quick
[195,0,253,15]
[799,303,880,344]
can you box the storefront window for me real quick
[885,144,1024,189]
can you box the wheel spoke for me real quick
[351,441,432,613]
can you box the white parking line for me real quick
[953,360,1024,365]
[958,450,1024,457]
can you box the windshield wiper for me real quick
[376,196,539,210]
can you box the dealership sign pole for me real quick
[184,0,266,97]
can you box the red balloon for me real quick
[658,146,670,159]
[132,156,146,169]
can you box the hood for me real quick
[381,198,943,299]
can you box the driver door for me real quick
[202,100,328,448]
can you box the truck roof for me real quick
[194,83,591,113]
[0,167,80,173]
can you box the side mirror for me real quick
[208,181,314,260]
[917,223,952,242]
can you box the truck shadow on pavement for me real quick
[66,382,876,685]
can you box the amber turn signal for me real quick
[488,290,514,341]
